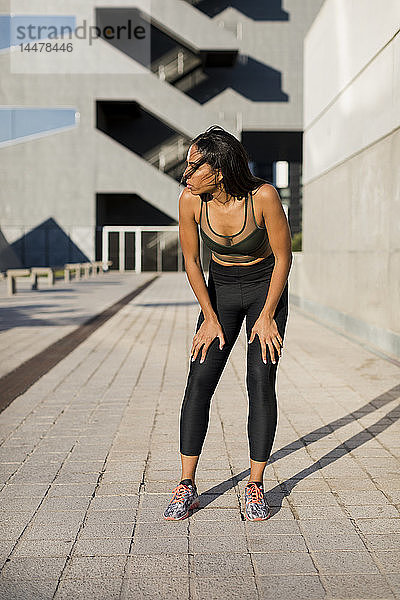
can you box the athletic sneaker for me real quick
[163,480,199,521]
[244,482,271,521]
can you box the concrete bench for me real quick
[31,267,57,290]
[91,261,104,275]
[80,262,92,279]
[6,269,31,295]
[64,263,82,282]
[91,260,112,275]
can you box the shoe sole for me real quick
[245,510,271,521]
[163,499,200,521]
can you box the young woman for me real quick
[163,125,292,521]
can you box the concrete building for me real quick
[290,0,400,359]
[0,0,324,271]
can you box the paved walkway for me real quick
[0,272,399,599]
[0,272,156,378]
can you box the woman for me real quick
[163,125,292,522]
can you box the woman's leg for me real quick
[179,273,245,479]
[245,281,289,479]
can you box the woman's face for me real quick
[182,144,222,196]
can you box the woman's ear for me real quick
[216,169,224,185]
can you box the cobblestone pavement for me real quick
[0,272,399,600]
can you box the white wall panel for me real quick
[304,33,399,183]
[304,0,400,127]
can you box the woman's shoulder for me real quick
[252,182,279,199]
[252,183,283,224]
[179,187,203,225]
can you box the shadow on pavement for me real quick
[197,383,400,515]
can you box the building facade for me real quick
[0,0,324,271]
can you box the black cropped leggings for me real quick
[180,253,289,463]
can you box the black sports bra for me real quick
[199,190,270,263]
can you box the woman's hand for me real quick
[191,317,225,364]
[248,315,283,364]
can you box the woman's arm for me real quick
[248,184,293,364]
[179,188,225,362]
[179,188,217,321]
[258,183,293,319]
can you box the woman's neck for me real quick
[210,187,235,207]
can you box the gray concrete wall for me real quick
[290,0,400,359]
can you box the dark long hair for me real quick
[180,125,270,200]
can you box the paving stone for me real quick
[90,495,139,511]
[126,554,188,576]
[268,507,297,520]
[63,556,126,579]
[322,573,395,598]
[346,505,400,519]
[295,505,347,519]
[189,521,246,537]
[364,534,400,550]
[73,537,131,556]
[132,536,188,554]
[54,473,100,484]
[95,483,139,496]
[0,578,59,600]
[248,534,308,553]
[46,483,96,498]
[84,509,136,525]
[312,550,380,574]
[0,539,16,560]
[143,481,184,494]
[0,522,30,540]
[189,534,247,554]
[281,478,332,492]
[385,574,400,599]
[256,574,326,599]
[30,510,85,527]
[0,483,49,498]
[135,508,173,523]
[355,518,400,535]
[19,521,81,541]
[336,490,391,506]
[287,491,341,506]
[38,496,91,511]
[299,519,358,537]
[374,550,400,573]
[121,576,189,600]
[0,511,35,528]
[79,522,133,539]
[192,576,257,599]
[252,551,317,575]
[187,507,240,521]
[192,552,253,576]
[12,539,74,557]
[245,519,301,536]
[134,521,188,537]
[55,577,122,599]
[197,493,240,508]
[321,477,379,491]
[1,556,66,580]
[305,533,366,551]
